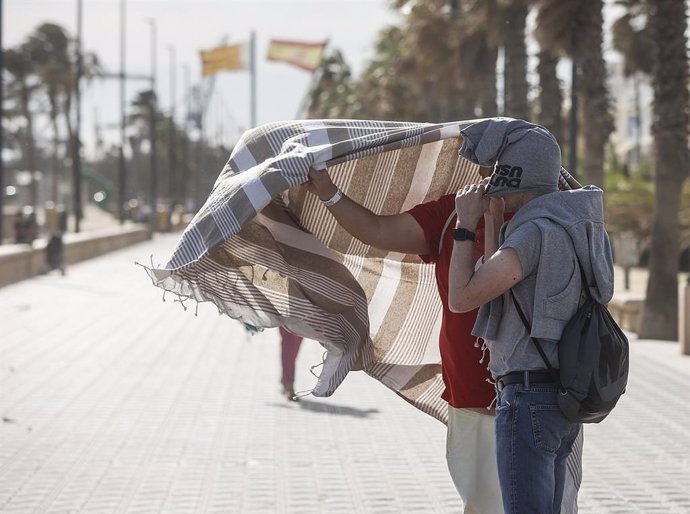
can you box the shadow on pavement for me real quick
[266,398,380,418]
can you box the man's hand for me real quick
[304,168,338,201]
[455,182,489,229]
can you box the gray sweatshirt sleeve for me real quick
[500,222,542,279]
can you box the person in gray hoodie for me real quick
[448,117,614,514]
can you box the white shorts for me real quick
[446,407,504,514]
[446,406,581,514]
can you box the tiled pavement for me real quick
[1,234,689,513]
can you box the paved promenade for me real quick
[1,234,689,513]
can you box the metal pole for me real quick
[568,59,578,178]
[182,63,190,212]
[73,0,83,233]
[195,84,203,210]
[167,45,177,222]
[250,30,256,128]
[0,0,4,244]
[633,73,642,173]
[147,19,158,235]
[118,0,127,224]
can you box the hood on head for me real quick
[459,117,562,198]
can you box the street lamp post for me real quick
[118,0,127,224]
[73,0,84,233]
[250,30,256,128]
[568,59,579,178]
[146,18,158,235]
[182,63,190,213]
[167,44,177,223]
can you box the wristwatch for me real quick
[453,227,476,242]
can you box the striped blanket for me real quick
[144,118,579,423]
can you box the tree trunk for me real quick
[49,92,60,204]
[578,0,612,187]
[480,43,498,117]
[638,0,689,340]
[536,49,563,145]
[641,168,683,339]
[20,81,38,210]
[503,1,529,120]
[63,91,74,143]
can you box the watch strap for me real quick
[453,227,476,242]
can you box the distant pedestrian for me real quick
[278,326,303,400]
[45,232,66,276]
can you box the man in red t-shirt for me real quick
[305,166,505,514]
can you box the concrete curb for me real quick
[0,224,150,288]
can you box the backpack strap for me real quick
[509,289,563,391]
[563,229,593,301]
[573,253,593,301]
[507,228,593,392]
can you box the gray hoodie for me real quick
[472,186,614,378]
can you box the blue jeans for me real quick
[495,382,581,514]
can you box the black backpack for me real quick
[510,256,629,424]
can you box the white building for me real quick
[608,60,655,173]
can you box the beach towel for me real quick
[142,118,579,423]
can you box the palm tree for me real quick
[534,47,563,144]
[611,0,655,173]
[351,26,422,120]
[530,0,568,150]
[398,0,465,121]
[535,0,613,186]
[341,1,460,121]
[354,0,494,121]
[638,0,689,340]
[578,0,613,188]
[611,2,654,77]
[4,46,39,210]
[127,89,158,204]
[26,23,72,205]
[456,0,501,118]
[306,49,355,119]
[19,23,102,210]
[501,0,530,119]
[306,0,505,122]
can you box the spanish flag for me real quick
[267,39,327,72]
[200,44,249,77]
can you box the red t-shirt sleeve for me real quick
[406,194,456,263]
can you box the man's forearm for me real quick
[448,222,478,312]
[484,214,502,260]
[322,191,385,247]
[306,168,428,255]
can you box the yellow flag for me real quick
[200,44,249,76]
[267,39,327,72]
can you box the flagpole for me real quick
[250,30,256,128]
